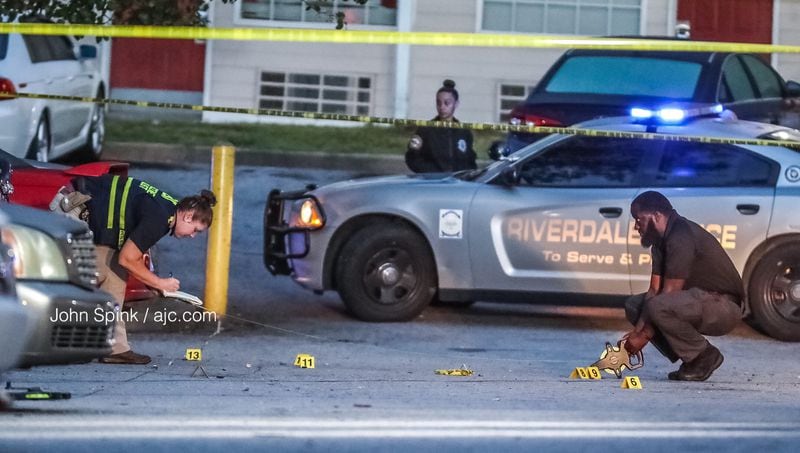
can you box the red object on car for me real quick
[4,152,159,303]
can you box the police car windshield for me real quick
[545,56,702,99]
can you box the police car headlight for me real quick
[295,198,325,229]
[0,225,68,281]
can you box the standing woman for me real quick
[405,79,477,173]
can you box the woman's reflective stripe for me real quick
[106,175,119,229]
[117,178,134,248]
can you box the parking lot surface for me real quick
[2,162,799,451]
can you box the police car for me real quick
[265,107,800,342]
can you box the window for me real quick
[517,136,647,187]
[654,143,776,187]
[23,35,76,63]
[719,56,757,102]
[482,0,641,35]
[258,71,372,115]
[241,0,397,26]
[498,82,536,122]
[740,55,784,98]
[0,34,7,60]
[545,56,702,98]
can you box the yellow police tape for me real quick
[4,90,800,149]
[2,22,800,54]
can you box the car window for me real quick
[740,54,784,98]
[0,34,7,60]
[544,56,702,99]
[719,56,757,102]
[517,136,647,187]
[654,142,775,187]
[23,35,76,63]
[47,36,77,61]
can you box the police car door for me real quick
[630,141,776,293]
[469,135,653,295]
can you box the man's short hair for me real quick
[631,191,673,214]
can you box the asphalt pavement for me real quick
[2,160,800,451]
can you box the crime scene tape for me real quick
[4,90,800,149]
[2,22,800,54]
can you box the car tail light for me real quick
[509,106,564,127]
[0,77,16,101]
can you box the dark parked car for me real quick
[1,203,115,366]
[496,48,800,156]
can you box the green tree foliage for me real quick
[0,0,370,27]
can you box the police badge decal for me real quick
[439,209,463,239]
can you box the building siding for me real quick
[206,0,800,126]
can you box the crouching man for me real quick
[623,191,743,381]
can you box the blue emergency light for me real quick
[630,104,723,124]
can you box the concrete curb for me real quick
[104,142,409,174]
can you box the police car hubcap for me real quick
[364,248,416,305]
[379,264,400,286]
[789,282,800,301]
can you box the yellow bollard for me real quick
[204,144,235,315]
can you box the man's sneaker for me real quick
[669,344,723,382]
[99,350,151,365]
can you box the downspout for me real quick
[393,0,415,119]
[202,1,215,122]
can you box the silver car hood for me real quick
[314,173,464,195]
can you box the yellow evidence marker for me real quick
[569,367,589,379]
[569,366,602,379]
[185,348,202,361]
[294,354,315,369]
[621,376,643,389]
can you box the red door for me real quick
[110,38,205,91]
[677,0,772,43]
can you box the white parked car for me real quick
[0,29,105,162]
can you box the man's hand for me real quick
[622,329,650,355]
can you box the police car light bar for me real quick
[630,104,723,124]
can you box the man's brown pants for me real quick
[625,288,742,363]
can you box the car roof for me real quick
[577,115,793,139]
[562,47,730,64]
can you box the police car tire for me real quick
[336,223,436,322]
[748,245,800,342]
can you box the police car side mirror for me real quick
[499,166,520,187]
[488,140,509,161]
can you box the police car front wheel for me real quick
[335,223,436,322]
[748,244,800,342]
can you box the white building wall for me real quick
[205,1,396,124]
[206,0,800,126]
[775,0,800,83]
